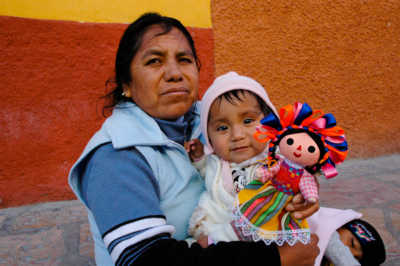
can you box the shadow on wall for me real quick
[0,16,215,208]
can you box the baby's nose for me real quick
[296,145,302,151]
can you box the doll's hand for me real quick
[285,193,319,220]
[184,139,204,161]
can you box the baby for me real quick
[185,71,279,243]
[309,207,386,266]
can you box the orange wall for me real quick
[211,0,400,158]
[2,0,400,208]
[0,16,214,208]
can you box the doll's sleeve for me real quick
[299,171,319,202]
[255,160,281,183]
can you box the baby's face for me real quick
[337,227,363,261]
[207,91,266,163]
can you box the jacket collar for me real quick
[104,101,200,149]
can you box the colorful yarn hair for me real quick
[254,102,348,179]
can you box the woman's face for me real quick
[124,25,199,120]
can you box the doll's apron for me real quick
[234,159,310,246]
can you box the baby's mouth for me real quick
[232,146,248,152]
[293,152,301,158]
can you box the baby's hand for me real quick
[196,234,209,248]
[184,139,204,161]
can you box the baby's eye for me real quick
[286,138,294,145]
[243,118,254,124]
[307,145,316,153]
[216,125,228,132]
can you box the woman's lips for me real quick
[161,87,189,96]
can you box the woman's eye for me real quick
[216,125,228,132]
[308,145,316,153]
[179,57,193,64]
[286,138,294,145]
[145,58,161,65]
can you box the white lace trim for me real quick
[232,199,310,246]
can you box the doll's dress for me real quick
[233,156,311,246]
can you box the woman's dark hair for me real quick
[103,12,200,116]
[275,128,327,174]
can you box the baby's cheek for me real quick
[253,138,267,153]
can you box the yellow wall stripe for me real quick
[0,0,212,28]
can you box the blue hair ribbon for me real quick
[294,103,313,125]
[322,113,337,128]
[260,112,282,131]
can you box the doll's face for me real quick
[278,132,320,167]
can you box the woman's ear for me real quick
[122,84,132,98]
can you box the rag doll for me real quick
[233,102,348,246]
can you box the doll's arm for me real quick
[255,160,280,183]
[299,172,319,203]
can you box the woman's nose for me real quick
[297,145,302,151]
[164,60,183,82]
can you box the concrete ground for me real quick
[0,154,399,265]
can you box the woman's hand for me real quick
[285,193,319,220]
[278,233,320,266]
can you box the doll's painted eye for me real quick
[286,138,294,145]
[308,146,316,153]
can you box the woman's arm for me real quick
[81,144,173,264]
[82,144,318,266]
[278,234,320,266]
[133,235,319,266]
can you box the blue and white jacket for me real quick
[69,101,204,264]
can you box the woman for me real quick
[69,13,319,265]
